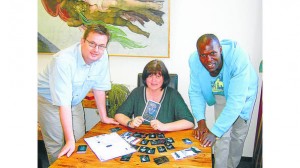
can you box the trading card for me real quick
[109,127,122,132]
[157,146,167,153]
[133,132,143,138]
[165,137,175,143]
[164,143,175,150]
[150,140,159,145]
[120,153,132,161]
[142,100,161,122]
[182,138,193,144]
[121,131,132,138]
[148,133,157,138]
[131,144,140,150]
[157,133,165,138]
[146,147,156,154]
[130,137,141,145]
[124,136,136,143]
[140,139,149,145]
[77,145,87,153]
[190,147,201,154]
[142,133,148,138]
[140,155,150,162]
[138,146,149,153]
[157,138,166,144]
[154,156,169,165]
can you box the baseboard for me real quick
[240,156,252,162]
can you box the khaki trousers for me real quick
[38,95,85,165]
[213,95,251,168]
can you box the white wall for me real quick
[38,0,262,157]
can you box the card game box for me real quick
[171,147,202,160]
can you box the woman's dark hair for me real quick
[142,59,170,90]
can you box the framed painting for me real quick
[38,0,170,58]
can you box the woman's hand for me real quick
[130,116,144,128]
[150,119,166,131]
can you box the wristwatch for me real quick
[127,120,132,127]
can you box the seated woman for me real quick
[115,59,195,131]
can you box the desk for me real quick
[51,122,212,168]
[82,91,97,108]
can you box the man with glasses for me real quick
[38,25,119,165]
[188,34,258,168]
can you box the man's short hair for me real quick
[83,24,110,41]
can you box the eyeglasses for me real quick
[85,39,107,50]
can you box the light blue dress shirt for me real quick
[38,42,111,106]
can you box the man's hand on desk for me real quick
[101,117,119,125]
[57,140,75,158]
[193,120,209,141]
[201,131,217,147]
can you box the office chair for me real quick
[137,73,178,90]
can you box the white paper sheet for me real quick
[84,132,136,161]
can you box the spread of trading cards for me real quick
[142,100,161,122]
[118,131,202,165]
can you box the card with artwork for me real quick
[142,100,161,122]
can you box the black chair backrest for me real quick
[137,73,178,90]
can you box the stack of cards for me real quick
[154,156,169,165]
[171,147,201,160]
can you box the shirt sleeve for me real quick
[49,57,73,106]
[188,53,207,122]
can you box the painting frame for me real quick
[38,0,170,58]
